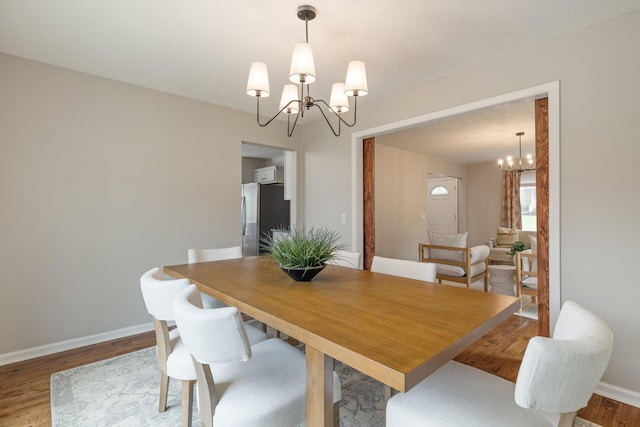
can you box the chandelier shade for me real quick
[289,42,316,84]
[279,84,300,114]
[246,5,368,137]
[344,60,368,96]
[329,83,349,113]
[246,62,270,97]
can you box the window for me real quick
[520,171,536,231]
[430,185,449,196]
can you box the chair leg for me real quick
[159,371,169,412]
[557,411,578,427]
[181,380,195,427]
[384,385,397,403]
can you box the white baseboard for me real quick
[596,381,640,409]
[0,322,154,367]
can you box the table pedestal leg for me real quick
[306,345,334,427]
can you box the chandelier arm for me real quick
[255,97,302,128]
[287,108,302,137]
[311,103,341,137]
[315,98,358,128]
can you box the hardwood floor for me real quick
[1,315,637,426]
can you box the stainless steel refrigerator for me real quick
[241,183,290,256]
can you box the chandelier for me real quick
[497,132,535,171]
[245,5,368,137]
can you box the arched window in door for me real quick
[430,185,449,196]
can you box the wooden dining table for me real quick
[164,256,520,427]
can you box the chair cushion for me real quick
[435,245,489,278]
[428,232,468,262]
[435,264,465,277]
[497,226,518,248]
[209,338,341,427]
[165,322,266,381]
[436,262,487,278]
[201,293,228,309]
[245,323,269,345]
[522,277,538,290]
[166,328,197,380]
[386,361,559,427]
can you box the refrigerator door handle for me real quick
[241,196,247,236]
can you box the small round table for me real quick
[488,264,516,296]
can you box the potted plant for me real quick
[508,240,529,257]
[260,226,345,281]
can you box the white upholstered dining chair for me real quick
[140,268,267,427]
[370,255,436,282]
[386,300,614,427]
[187,246,243,264]
[327,250,362,269]
[187,245,272,333]
[139,268,198,427]
[172,284,342,427]
[187,246,242,309]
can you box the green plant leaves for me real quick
[260,226,345,269]
[508,240,529,256]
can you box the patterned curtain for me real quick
[501,170,522,229]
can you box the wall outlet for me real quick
[341,213,347,225]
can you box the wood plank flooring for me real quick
[0,315,637,426]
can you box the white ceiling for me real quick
[3,0,640,162]
[378,97,536,165]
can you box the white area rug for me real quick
[51,342,601,427]
[50,343,384,427]
[514,298,538,320]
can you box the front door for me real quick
[427,177,458,235]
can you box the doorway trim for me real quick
[349,81,561,326]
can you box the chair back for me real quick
[328,250,362,269]
[515,300,614,413]
[140,267,191,321]
[371,256,437,282]
[187,245,242,263]
[173,284,252,364]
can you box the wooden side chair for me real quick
[515,251,538,312]
[386,300,614,427]
[172,284,342,427]
[418,242,490,290]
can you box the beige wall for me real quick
[0,53,296,355]
[466,162,503,247]
[299,11,640,399]
[373,143,467,260]
[373,147,501,255]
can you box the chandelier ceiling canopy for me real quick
[246,5,368,137]
[498,132,535,172]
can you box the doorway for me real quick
[350,82,560,334]
[427,177,459,235]
[241,142,297,228]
